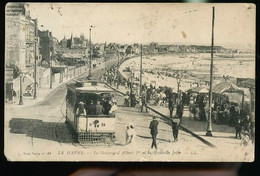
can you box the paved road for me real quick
[7,60,239,161]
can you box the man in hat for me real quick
[103,97,112,115]
[168,92,175,118]
[87,100,96,115]
[172,118,180,142]
[141,90,148,112]
[149,116,159,149]
[176,100,184,124]
[96,100,104,115]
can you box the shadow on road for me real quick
[137,135,172,143]
[9,118,77,143]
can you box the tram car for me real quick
[65,78,116,144]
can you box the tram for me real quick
[65,78,116,144]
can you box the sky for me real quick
[26,3,255,50]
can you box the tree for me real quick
[6,63,21,79]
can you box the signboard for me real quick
[5,68,14,83]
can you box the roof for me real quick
[212,82,244,94]
[190,87,209,94]
[68,82,114,94]
[75,86,114,93]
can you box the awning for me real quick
[190,87,209,94]
[212,82,244,95]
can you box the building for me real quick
[6,3,40,72]
[5,3,43,100]
[6,13,27,72]
[38,30,54,63]
[60,36,67,48]
[70,33,88,49]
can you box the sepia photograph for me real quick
[4,3,255,162]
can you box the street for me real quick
[4,61,223,162]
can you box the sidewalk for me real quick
[112,63,248,149]
[7,67,89,108]
[7,58,120,108]
[108,81,245,149]
[148,104,242,148]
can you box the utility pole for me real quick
[117,51,120,89]
[89,26,94,77]
[206,6,215,137]
[50,48,53,89]
[104,47,106,74]
[177,78,181,102]
[33,18,38,99]
[19,73,23,105]
[50,55,52,89]
[89,27,92,77]
[139,44,143,97]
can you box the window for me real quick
[66,89,76,106]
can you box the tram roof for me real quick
[67,83,114,93]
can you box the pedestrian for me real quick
[235,118,242,139]
[96,100,104,115]
[189,97,194,119]
[124,92,130,107]
[168,93,175,118]
[176,101,184,124]
[126,125,136,145]
[12,89,17,104]
[141,91,148,112]
[229,103,237,127]
[88,100,96,115]
[103,97,112,115]
[130,93,136,107]
[109,101,118,115]
[149,116,159,149]
[172,118,180,142]
[125,125,130,144]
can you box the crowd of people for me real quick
[100,61,254,146]
[76,94,118,117]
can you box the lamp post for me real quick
[19,73,24,105]
[33,19,38,100]
[177,78,181,103]
[88,25,95,77]
[50,49,53,89]
[117,51,120,89]
[139,44,143,97]
[130,70,134,106]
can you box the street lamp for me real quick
[19,72,24,105]
[88,25,95,78]
[33,19,38,100]
[49,49,53,89]
[177,77,181,103]
[139,44,143,97]
[117,51,120,89]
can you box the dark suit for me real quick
[88,104,96,115]
[172,120,179,141]
[96,104,104,115]
[149,119,159,149]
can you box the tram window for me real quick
[66,89,76,106]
